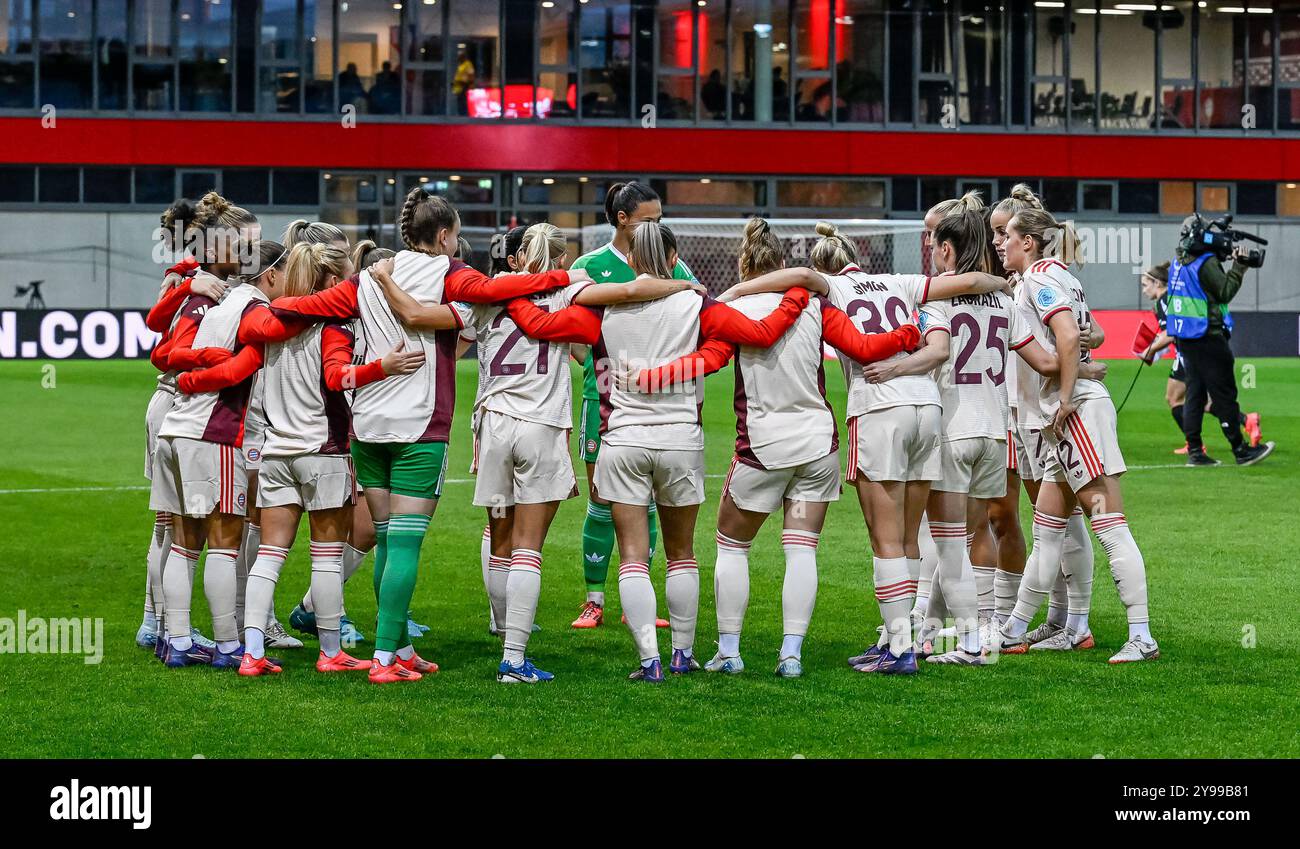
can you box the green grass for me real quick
[0,357,1295,758]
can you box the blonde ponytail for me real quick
[519,222,567,272]
[283,242,350,298]
[628,220,676,279]
[809,221,858,274]
[739,217,783,281]
[1008,208,1085,268]
[993,183,1045,219]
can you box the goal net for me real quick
[579,218,928,296]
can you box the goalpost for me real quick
[579,218,928,295]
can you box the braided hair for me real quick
[397,186,459,254]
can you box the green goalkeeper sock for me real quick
[371,519,389,605]
[376,514,429,653]
[582,501,615,593]
[648,502,660,564]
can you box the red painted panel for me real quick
[1,117,1298,180]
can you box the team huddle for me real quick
[135,178,1159,686]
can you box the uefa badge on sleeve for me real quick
[1037,287,1058,309]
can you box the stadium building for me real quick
[1,0,1297,356]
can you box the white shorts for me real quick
[594,443,705,508]
[144,387,175,481]
[1041,397,1127,492]
[472,411,578,507]
[243,412,266,472]
[846,405,942,483]
[723,452,840,514]
[149,436,247,517]
[933,436,1008,499]
[258,453,357,511]
[1014,422,1050,483]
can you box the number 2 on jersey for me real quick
[951,313,1007,386]
[489,312,550,377]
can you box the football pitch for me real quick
[0,357,1295,759]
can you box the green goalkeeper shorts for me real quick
[579,397,602,464]
[351,440,449,500]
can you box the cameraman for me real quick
[1167,215,1274,467]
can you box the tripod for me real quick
[14,281,46,309]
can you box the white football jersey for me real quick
[159,278,267,445]
[1012,259,1109,428]
[596,286,706,451]
[460,280,589,430]
[821,267,939,416]
[728,292,836,470]
[261,324,352,458]
[919,290,1011,442]
[349,250,459,443]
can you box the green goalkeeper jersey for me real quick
[570,242,696,401]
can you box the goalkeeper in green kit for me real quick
[568,181,696,629]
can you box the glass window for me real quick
[324,172,379,204]
[1042,179,1076,213]
[0,165,35,202]
[1199,184,1231,213]
[304,0,333,113]
[1097,4,1152,130]
[696,0,726,121]
[405,0,445,116]
[1235,181,1276,216]
[260,0,300,113]
[273,170,320,206]
[178,0,232,112]
[95,0,128,110]
[1197,6,1242,129]
[892,176,919,211]
[920,178,957,211]
[39,167,79,203]
[1067,4,1095,128]
[1031,3,1065,127]
[1280,3,1300,130]
[134,168,175,205]
[651,178,762,207]
[958,0,1002,125]
[838,1,886,123]
[223,169,270,206]
[503,0,535,119]
[655,0,696,121]
[731,0,792,122]
[1279,183,1300,217]
[451,0,500,117]
[83,168,132,204]
[580,0,632,119]
[132,0,172,110]
[793,0,834,122]
[181,171,218,199]
[39,0,92,109]
[1245,6,1274,131]
[516,175,606,206]
[0,0,34,108]
[404,174,496,206]
[339,0,401,116]
[917,0,956,126]
[538,0,576,118]
[777,179,887,209]
[1158,3,1193,132]
[1117,181,1158,215]
[888,0,912,122]
[1081,182,1114,212]
[1160,180,1194,216]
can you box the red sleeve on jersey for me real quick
[699,288,809,346]
[166,256,200,279]
[321,324,386,391]
[272,276,361,320]
[445,262,570,304]
[177,343,264,394]
[146,280,193,332]
[635,337,735,393]
[820,301,921,364]
[506,299,602,344]
[239,303,309,344]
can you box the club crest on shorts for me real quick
[247,448,260,462]
[237,492,247,509]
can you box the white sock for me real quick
[930,521,978,653]
[1008,511,1067,634]
[994,566,1022,624]
[147,513,171,627]
[375,649,395,665]
[305,543,366,612]
[1090,513,1151,629]
[714,531,752,648]
[780,634,804,659]
[1063,507,1094,631]
[310,540,346,657]
[162,544,201,641]
[781,529,819,642]
[487,554,511,635]
[503,548,543,666]
[618,561,659,662]
[233,522,258,630]
[873,556,915,655]
[587,591,605,606]
[203,546,240,643]
[243,544,288,659]
[665,558,699,654]
[1047,568,1068,628]
[396,644,415,661]
[480,525,494,628]
[973,563,996,616]
[718,632,740,657]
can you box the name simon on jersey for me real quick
[849,279,890,294]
